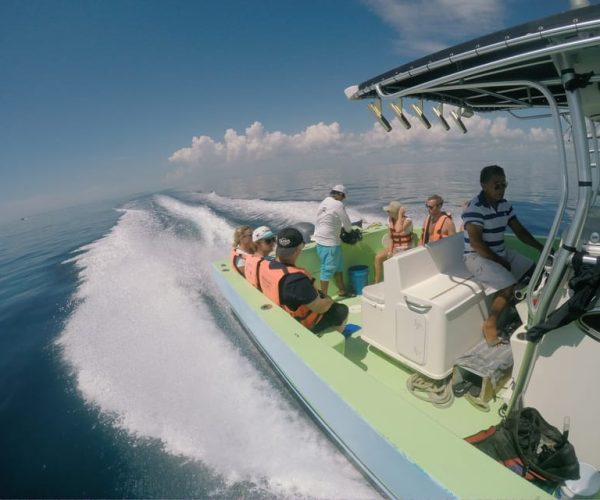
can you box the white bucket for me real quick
[560,462,600,498]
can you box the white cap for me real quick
[331,184,347,196]
[252,226,275,242]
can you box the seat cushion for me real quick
[362,282,385,304]
[403,273,485,315]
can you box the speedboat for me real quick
[213,4,600,498]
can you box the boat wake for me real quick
[190,191,369,227]
[57,194,376,498]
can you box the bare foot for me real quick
[486,337,508,347]
[482,321,498,346]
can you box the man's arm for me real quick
[466,223,511,269]
[419,216,428,245]
[282,275,333,314]
[337,202,353,232]
[509,217,544,252]
[306,294,334,314]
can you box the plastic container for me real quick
[348,265,369,295]
[559,462,600,498]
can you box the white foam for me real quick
[192,191,365,227]
[154,194,233,258]
[57,200,376,498]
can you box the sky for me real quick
[0,0,594,223]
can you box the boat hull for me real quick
[212,230,547,499]
[213,265,451,498]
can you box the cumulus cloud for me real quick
[169,121,342,166]
[168,110,555,177]
[529,127,556,142]
[361,0,505,56]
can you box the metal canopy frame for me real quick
[351,5,600,113]
[347,4,600,415]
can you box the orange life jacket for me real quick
[420,212,452,245]
[258,260,323,329]
[388,217,413,250]
[229,248,250,276]
[244,254,264,290]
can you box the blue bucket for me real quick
[348,265,369,295]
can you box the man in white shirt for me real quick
[314,184,354,297]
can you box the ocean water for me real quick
[0,161,565,498]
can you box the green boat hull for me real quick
[212,225,549,499]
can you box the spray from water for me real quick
[57,196,376,498]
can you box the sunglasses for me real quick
[425,204,438,209]
[493,181,508,190]
[261,237,276,244]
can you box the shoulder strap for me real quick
[422,215,432,244]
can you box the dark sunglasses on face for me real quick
[493,181,508,190]
[425,204,437,209]
[262,237,276,244]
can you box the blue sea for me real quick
[0,161,565,498]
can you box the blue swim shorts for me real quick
[316,244,343,281]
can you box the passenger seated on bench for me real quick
[463,165,543,346]
[420,194,455,245]
[252,225,276,259]
[259,228,349,334]
[374,201,413,283]
[230,225,255,276]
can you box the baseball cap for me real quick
[252,226,275,242]
[331,184,347,196]
[276,227,304,249]
[383,201,403,214]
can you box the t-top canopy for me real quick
[348,4,600,113]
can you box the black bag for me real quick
[340,228,362,245]
[526,254,600,342]
[466,407,579,484]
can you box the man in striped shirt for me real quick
[463,165,543,346]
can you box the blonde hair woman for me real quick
[230,225,255,275]
[374,201,413,283]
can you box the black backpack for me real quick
[340,228,362,245]
[466,407,579,485]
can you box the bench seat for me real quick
[362,282,385,304]
[360,234,488,379]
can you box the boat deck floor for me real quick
[319,294,508,438]
[213,255,547,498]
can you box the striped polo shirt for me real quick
[462,191,515,257]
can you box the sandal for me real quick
[337,291,357,298]
[342,323,361,338]
[452,380,473,397]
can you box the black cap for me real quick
[276,227,304,249]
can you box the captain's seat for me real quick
[361,233,487,379]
